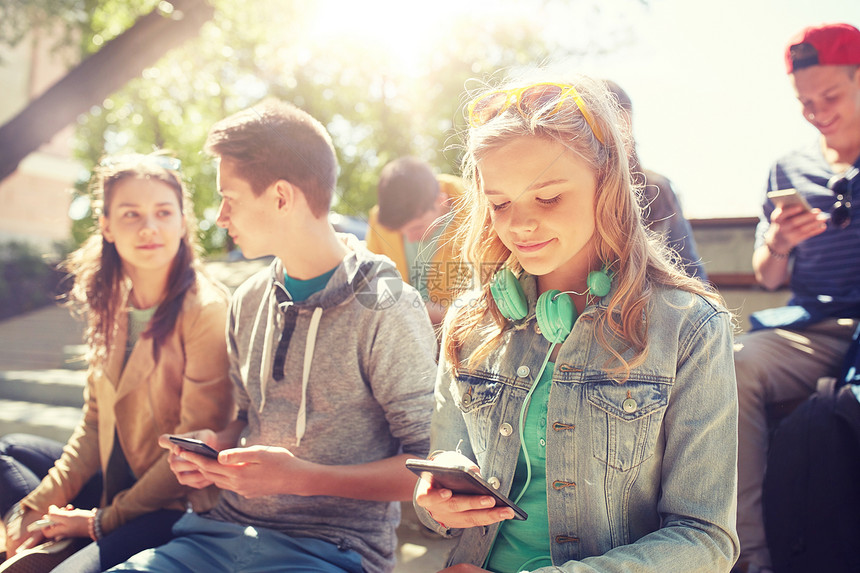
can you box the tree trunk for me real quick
[0,0,215,182]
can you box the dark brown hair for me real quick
[62,156,198,366]
[376,157,440,229]
[204,99,337,217]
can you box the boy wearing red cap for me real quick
[734,22,860,573]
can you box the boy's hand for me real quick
[192,445,313,498]
[767,205,827,253]
[159,430,222,489]
[414,451,516,529]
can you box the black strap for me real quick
[272,286,297,382]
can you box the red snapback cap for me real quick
[785,22,860,73]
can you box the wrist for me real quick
[765,238,792,259]
[4,501,24,524]
[87,508,103,541]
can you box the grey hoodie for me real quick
[206,243,437,572]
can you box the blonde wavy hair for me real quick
[444,72,723,379]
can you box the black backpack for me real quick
[763,376,860,573]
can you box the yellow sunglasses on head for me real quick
[467,82,605,144]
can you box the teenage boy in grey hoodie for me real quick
[109,100,438,573]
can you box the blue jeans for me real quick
[0,433,102,517]
[0,433,183,573]
[107,512,364,572]
[51,509,184,573]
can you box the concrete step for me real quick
[0,369,86,407]
[0,305,86,371]
[62,344,88,370]
[0,369,85,442]
[0,398,81,443]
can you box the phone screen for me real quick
[168,436,220,460]
[406,458,527,520]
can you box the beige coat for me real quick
[23,273,234,534]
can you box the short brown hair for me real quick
[205,99,337,217]
[377,157,440,229]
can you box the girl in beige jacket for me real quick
[0,154,234,572]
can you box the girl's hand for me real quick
[5,505,44,557]
[439,565,489,573]
[414,451,516,529]
[40,504,95,540]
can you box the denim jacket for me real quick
[418,277,739,572]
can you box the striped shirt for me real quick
[755,140,860,319]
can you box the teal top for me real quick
[125,306,157,363]
[486,362,554,572]
[284,267,338,302]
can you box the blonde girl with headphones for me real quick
[414,74,740,572]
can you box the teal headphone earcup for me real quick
[587,269,612,298]
[536,290,577,344]
[490,268,528,321]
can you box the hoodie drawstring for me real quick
[255,281,276,411]
[295,306,323,447]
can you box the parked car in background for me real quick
[329,212,368,241]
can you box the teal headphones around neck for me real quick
[489,267,612,343]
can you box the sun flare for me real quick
[311,0,493,76]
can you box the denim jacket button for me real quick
[499,422,513,436]
[462,392,472,406]
[487,476,501,489]
[516,365,530,378]
[622,397,637,413]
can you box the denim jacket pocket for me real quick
[587,378,670,471]
[451,371,505,456]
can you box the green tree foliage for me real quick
[4,0,645,254]
[0,242,67,319]
[0,0,87,60]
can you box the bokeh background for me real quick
[1,0,859,258]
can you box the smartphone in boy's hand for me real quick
[168,436,220,460]
[767,188,813,213]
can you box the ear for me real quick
[271,179,295,211]
[100,215,115,243]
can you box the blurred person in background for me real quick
[604,80,707,280]
[367,157,467,327]
[733,22,860,573]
